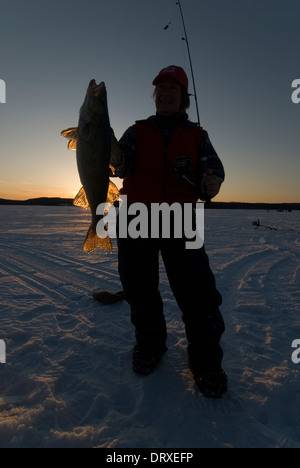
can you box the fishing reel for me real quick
[172,155,192,185]
[173,155,212,204]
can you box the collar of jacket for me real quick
[135,113,199,129]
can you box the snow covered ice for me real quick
[0,205,299,448]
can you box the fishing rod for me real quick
[165,0,202,124]
[172,0,201,126]
[165,0,211,203]
[252,220,279,231]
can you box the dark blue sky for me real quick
[1,0,299,202]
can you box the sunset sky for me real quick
[1,0,299,203]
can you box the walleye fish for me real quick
[61,80,119,253]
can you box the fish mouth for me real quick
[88,80,106,97]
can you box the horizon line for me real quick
[1,196,300,206]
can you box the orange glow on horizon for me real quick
[0,178,299,204]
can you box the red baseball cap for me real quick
[152,65,189,90]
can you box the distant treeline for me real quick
[0,198,74,206]
[207,202,300,211]
[0,198,299,210]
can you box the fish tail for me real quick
[83,225,112,253]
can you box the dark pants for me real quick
[117,211,225,371]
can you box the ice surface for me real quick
[0,206,299,448]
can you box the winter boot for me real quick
[132,345,167,375]
[189,360,228,399]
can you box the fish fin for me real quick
[106,180,119,206]
[109,163,116,176]
[73,186,90,209]
[68,140,77,150]
[61,127,79,140]
[61,127,79,151]
[83,225,112,254]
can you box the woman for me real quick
[111,66,227,398]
